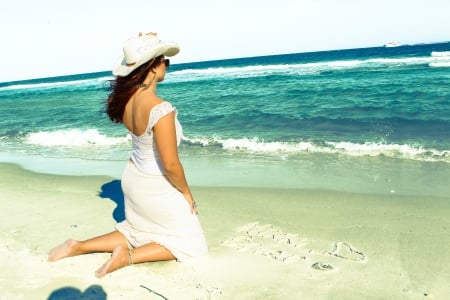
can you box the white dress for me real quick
[115,101,208,261]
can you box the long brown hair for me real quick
[106,56,164,123]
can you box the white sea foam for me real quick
[0,76,111,92]
[184,136,449,163]
[169,60,364,81]
[220,137,316,153]
[326,141,437,159]
[12,132,450,163]
[431,51,450,57]
[167,53,450,83]
[429,61,450,67]
[428,51,450,67]
[26,129,129,147]
[367,57,430,65]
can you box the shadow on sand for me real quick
[47,285,107,299]
[98,179,125,222]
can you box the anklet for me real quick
[128,249,134,266]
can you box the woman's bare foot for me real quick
[95,245,130,278]
[48,239,80,262]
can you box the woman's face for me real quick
[155,57,169,82]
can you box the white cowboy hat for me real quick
[113,33,180,77]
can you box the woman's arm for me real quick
[153,112,197,214]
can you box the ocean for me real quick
[1,42,449,197]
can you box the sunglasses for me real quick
[162,58,170,69]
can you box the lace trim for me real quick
[148,102,176,131]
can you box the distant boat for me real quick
[384,41,402,47]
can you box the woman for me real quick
[48,32,208,278]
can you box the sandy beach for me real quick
[1,162,449,299]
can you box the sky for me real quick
[1,0,449,82]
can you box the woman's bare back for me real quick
[123,92,164,136]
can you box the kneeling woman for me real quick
[48,32,208,278]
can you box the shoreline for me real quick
[2,151,450,198]
[1,162,450,299]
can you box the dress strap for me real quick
[147,102,176,131]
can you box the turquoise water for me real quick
[0,42,449,196]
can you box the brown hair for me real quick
[106,56,164,123]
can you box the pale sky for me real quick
[1,0,449,82]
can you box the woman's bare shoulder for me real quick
[134,92,164,110]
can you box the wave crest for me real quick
[431,51,450,57]
[26,129,129,147]
[183,136,449,163]
[166,53,450,82]
[0,76,111,92]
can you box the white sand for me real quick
[1,163,449,299]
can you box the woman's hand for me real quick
[183,192,198,215]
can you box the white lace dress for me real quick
[115,101,208,261]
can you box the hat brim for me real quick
[113,41,179,77]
